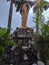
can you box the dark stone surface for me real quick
[2,46,37,65]
[2,27,37,65]
[12,27,35,47]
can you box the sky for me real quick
[0,0,49,32]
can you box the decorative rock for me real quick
[32,63,37,65]
[37,61,45,65]
[23,54,28,60]
[11,46,16,51]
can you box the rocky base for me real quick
[2,27,37,65]
[12,27,35,48]
[2,46,37,65]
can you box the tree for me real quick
[7,0,13,33]
[33,0,49,33]
[7,0,35,31]
[7,0,49,33]
[13,0,35,28]
[33,0,49,63]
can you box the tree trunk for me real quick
[36,12,39,33]
[7,0,13,33]
[21,4,28,29]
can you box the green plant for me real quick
[33,0,49,33]
[35,24,49,63]
[33,0,49,62]
[0,28,17,61]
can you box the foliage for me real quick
[33,0,49,33]
[0,28,17,60]
[42,24,49,60]
[32,0,49,62]
[36,24,49,61]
